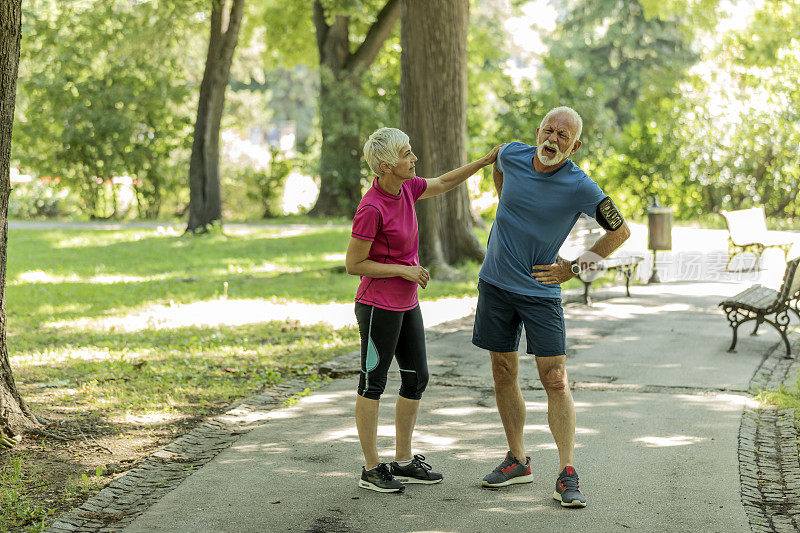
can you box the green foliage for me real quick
[545,0,702,143]
[243,149,294,217]
[495,0,798,222]
[14,0,201,218]
[9,180,79,219]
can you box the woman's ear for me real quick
[379,161,392,175]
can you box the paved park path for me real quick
[46,280,800,532]
[34,221,800,532]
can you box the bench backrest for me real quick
[559,215,603,258]
[777,257,800,306]
[720,207,769,245]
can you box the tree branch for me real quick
[346,0,401,74]
[313,0,330,56]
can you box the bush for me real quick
[9,180,78,219]
[245,149,293,218]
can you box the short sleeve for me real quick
[407,176,428,202]
[352,204,381,242]
[576,177,607,218]
[496,142,513,174]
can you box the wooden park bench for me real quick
[719,257,800,357]
[720,207,796,270]
[560,215,644,305]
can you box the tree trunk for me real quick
[310,13,362,217]
[400,0,484,272]
[186,0,246,233]
[308,0,400,218]
[0,0,41,437]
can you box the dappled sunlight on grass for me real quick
[12,320,359,420]
[110,412,188,426]
[7,227,486,341]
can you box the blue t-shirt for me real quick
[479,141,607,298]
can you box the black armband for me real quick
[595,196,624,231]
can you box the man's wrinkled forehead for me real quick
[541,112,579,136]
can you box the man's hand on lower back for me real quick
[531,257,573,284]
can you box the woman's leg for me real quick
[355,395,381,469]
[393,305,428,461]
[394,396,420,462]
[354,304,403,467]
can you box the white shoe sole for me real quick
[553,491,587,507]
[394,477,443,485]
[358,479,404,493]
[481,473,534,487]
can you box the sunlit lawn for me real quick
[4,223,498,422]
[7,224,356,422]
[5,221,617,422]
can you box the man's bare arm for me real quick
[535,222,631,285]
[580,222,631,265]
[492,161,503,197]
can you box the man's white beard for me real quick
[537,140,566,166]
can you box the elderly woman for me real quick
[345,127,500,493]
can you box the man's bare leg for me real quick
[491,351,526,461]
[355,395,380,469]
[394,395,420,462]
[536,355,575,469]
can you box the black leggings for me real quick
[355,303,429,400]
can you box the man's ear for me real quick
[570,140,582,154]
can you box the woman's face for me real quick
[388,144,418,179]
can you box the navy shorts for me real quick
[471,279,566,357]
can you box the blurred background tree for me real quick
[7,0,799,231]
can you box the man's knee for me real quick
[540,364,569,393]
[491,352,518,385]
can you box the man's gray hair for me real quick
[541,106,583,142]
[363,127,410,176]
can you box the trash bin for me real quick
[647,205,673,283]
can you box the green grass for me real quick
[5,220,623,425]
[0,455,50,532]
[757,378,800,412]
[6,223,498,426]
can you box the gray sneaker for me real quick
[359,463,405,493]
[390,454,443,484]
[482,451,533,487]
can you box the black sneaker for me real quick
[554,466,587,507]
[389,454,443,484]
[359,463,405,493]
[481,451,533,487]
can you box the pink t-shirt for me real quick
[351,176,428,311]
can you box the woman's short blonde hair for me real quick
[363,127,410,176]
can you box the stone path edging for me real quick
[739,333,800,533]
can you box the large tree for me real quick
[1,0,41,445]
[400,0,483,272]
[186,0,246,233]
[308,0,401,217]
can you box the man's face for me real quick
[535,113,580,167]
[388,144,417,178]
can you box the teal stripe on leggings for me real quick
[364,307,379,391]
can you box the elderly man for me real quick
[473,106,630,507]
